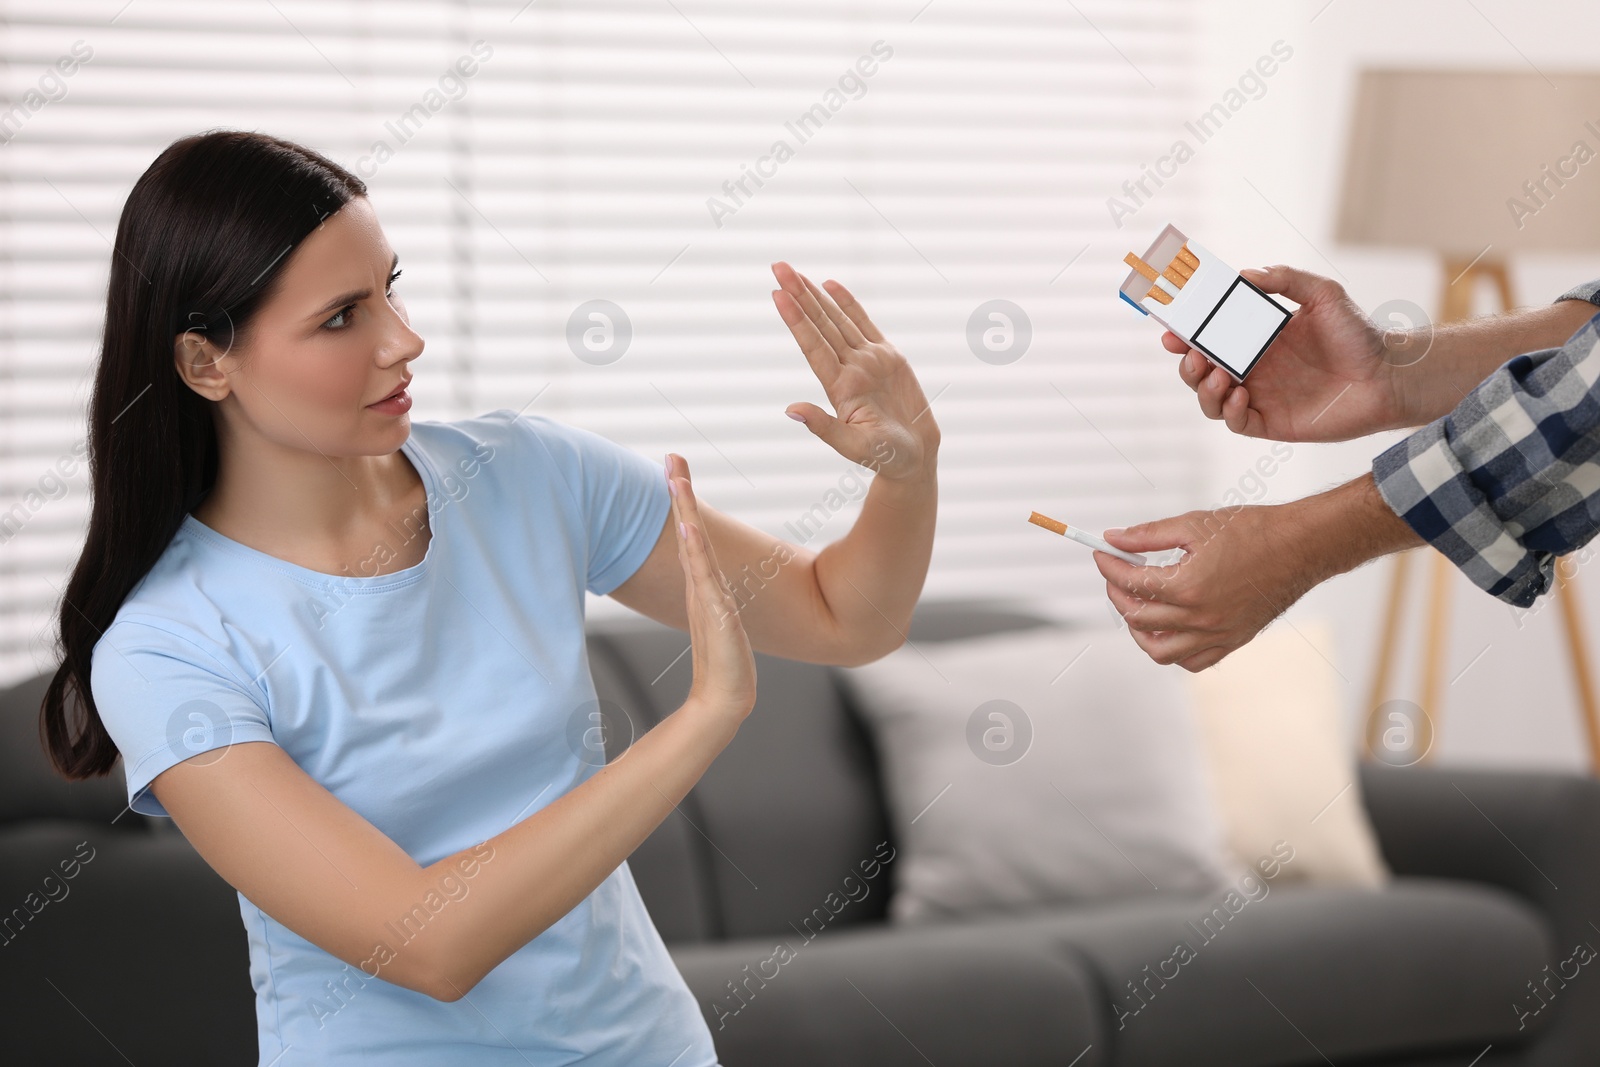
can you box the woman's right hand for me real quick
[666,453,757,723]
[1167,264,1412,443]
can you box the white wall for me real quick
[1167,1,1600,771]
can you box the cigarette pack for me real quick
[1118,224,1290,381]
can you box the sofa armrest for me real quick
[1361,763,1600,931]
[1360,763,1600,1049]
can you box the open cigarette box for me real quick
[1118,224,1290,381]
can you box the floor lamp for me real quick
[1334,68,1600,771]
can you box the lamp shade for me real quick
[1336,68,1600,256]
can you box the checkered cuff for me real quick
[1370,312,1600,608]
[1557,278,1600,306]
[1373,423,1555,607]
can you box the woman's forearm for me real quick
[810,459,938,665]
[417,698,743,1000]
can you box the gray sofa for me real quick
[2,601,1597,1065]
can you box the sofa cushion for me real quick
[841,624,1237,922]
[585,634,722,943]
[991,878,1554,1066]
[0,821,256,1064]
[0,671,137,828]
[589,602,1065,944]
[1183,619,1390,888]
[589,619,895,940]
[671,917,1107,1067]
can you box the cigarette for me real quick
[1176,245,1199,270]
[1028,511,1151,566]
[1145,284,1173,305]
[1124,252,1160,282]
[1165,257,1194,283]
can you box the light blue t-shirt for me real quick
[89,410,717,1067]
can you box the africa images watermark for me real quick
[304,438,496,630]
[696,439,899,630]
[708,840,897,1030]
[1114,840,1297,1030]
[1505,118,1600,232]
[0,840,97,948]
[779,440,897,547]
[1515,935,1599,1031]
[1106,39,1294,229]
[0,436,88,546]
[308,844,497,1029]
[354,39,494,177]
[0,39,93,145]
[706,40,895,228]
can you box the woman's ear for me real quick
[172,328,232,401]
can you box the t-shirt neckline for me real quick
[178,433,442,593]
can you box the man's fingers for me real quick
[1161,330,1189,355]
[1101,519,1190,555]
[1197,365,1234,420]
[799,273,867,348]
[1105,581,1189,633]
[1125,625,1200,667]
[1222,386,1252,435]
[1239,264,1328,307]
[822,279,885,343]
[1178,349,1208,392]
[1092,550,1169,601]
[1176,644,1233,672]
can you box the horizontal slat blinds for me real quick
[0,0,1201,681]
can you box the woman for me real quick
[40,130,939,1065]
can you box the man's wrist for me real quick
[1288,472,1424,582]
[1376,328,1430,431]
[1388,300,1600,428]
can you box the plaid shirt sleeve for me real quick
[1371,281,1600,608]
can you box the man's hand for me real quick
[1095,473,1423,671]
[1170,265,1408,443]
[1173,267,1600,443]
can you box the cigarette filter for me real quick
[1027,511,1185,568]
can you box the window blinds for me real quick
[0,0,1202,682]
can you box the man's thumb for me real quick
[1103,520,1186,553]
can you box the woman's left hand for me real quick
[770,262,939,483]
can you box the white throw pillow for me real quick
[1181,619,1390,888]
[842,625,1238,924]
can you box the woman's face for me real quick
[176,196,425,457]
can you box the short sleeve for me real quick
[89,620,278,817]
[508,413,672,596]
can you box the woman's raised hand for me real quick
[770,262,940,483]
[666,453,756,722]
